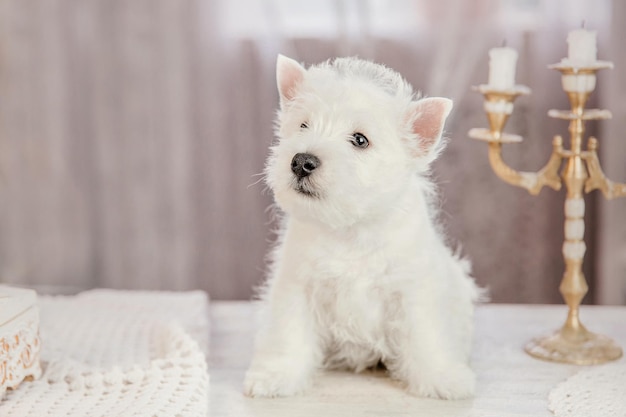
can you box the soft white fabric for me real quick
[0,289,210,417]
[549,363,626,417]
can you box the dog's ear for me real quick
[407,97,453,159]
[277,54,306,108]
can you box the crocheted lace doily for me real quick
[549,363,626,417]
[0,289,209,417]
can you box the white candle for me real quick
[488,47,518,90]
[566,29,597,65]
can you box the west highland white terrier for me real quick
[244,55,482,400]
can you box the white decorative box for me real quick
[0,285,42,398]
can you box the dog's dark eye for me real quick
[350,132,369,148]
[300,122,309,129]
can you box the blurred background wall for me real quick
[0,0,624,304]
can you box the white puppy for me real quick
[244,55,482,400]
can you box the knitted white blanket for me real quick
[0,289,210,417]
[549,363,626,417]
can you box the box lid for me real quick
[0,285,38,326]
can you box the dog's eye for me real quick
[300,122,309,129]
[350,132,369,148]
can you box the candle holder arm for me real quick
[584,138,626,199]
[487,136,563,195]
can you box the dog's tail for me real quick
[453,246,490,304]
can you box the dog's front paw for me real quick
[407,363,475,400]
[244,368,310,398]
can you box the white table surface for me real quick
[209,302,626,417]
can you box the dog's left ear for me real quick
[277,54,306,109]
[407,97,453,160]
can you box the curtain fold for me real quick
[596,0,626,304]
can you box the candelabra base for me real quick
[525,327,623,365]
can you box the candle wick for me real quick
[581,20,586,29]
[501,39,507,47]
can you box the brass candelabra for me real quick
[469,61,625,365]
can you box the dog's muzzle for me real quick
[291,153,320,179]
[290,153,321,197]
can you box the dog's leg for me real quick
[387,297,476,400]
[244,285,320,397]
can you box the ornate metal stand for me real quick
[469,61,624,365]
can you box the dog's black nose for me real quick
[291,153,320,179]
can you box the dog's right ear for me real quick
[277,54,306,108]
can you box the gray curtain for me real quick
[597,0,626,304]
[0,0,623,303]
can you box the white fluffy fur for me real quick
[244,55,482,400]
